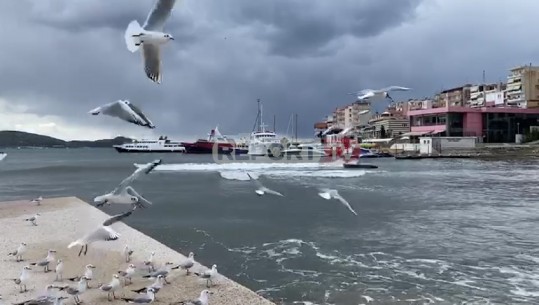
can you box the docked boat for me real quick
[247,99,283,156]
[281,143,326,157]
[181,127,248,155]
[113,136,186,153]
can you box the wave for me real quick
[219,170,368,180]
[0,164,127,175]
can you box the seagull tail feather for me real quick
[125,20,143,53]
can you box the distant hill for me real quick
[0,130,132,148]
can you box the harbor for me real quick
[0,197,274,305]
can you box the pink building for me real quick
[407,105,539,143]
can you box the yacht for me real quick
[281,143,326,157]
[247,99,283,156]
[113,136,186,153]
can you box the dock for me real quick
[0,197,275,305]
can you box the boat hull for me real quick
[181,140,248,155]
[114,147,185,153]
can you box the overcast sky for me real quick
[0,0,536,140]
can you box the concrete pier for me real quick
[0,197,275,305]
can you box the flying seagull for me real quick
[246,172,284,197]
[124,0,177,84]
[94,159,161,208]
[170,290,213,305]
[89,100,155,129]
[318,188,358,216]
[349,86,411,102]
[68,207,135,256]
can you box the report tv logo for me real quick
[211,140,349,164]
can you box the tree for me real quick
[380,125,386,138]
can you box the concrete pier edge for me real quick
[0,196,275,305]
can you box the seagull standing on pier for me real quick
[170,290,213,305]
[24,213,40,226]
[94,159,161,209]
[177,252,195,275]
[30,249,56,272]
[318,188,358,216]
[68,208,135,256]
[98,274,122,301]
[59,277,89,305]
[246,173,284,197]
[13,284,62,305]
[8,242,27,262]
[194,264,218,288]
[124,244,134,262]
[124,0,177,84]
[31,196,43,205]
[118,264,136,285]
[68,264,96,288]
[144,251,156,272]
[349,86,411,102]
[55,259,64,281]
[122,287,156,304]
[12,266,31,293]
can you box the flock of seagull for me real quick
[10,159,218,305]
[5,1,220,304]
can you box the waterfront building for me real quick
[506,65,539,108]
[362,112,409,139]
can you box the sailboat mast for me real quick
[252,99,261,132]
[295,113,298,142]
[273,115,276,132]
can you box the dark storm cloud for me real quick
[2,0,534,140]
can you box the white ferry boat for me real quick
[247,99,283,156]
[113,136,186,153]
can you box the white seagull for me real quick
[55,259,64,281]
[124,0,177,84]
[194,264,218,288]
[246,172,284,197]
[31,196,43,205]
[318,188,358,216]
[30,249,56,272]
[118,264,137,285]
[170,290,213,305]
[122,287,156,304]
[12,285,63,305]
[124,244,134,263]
[12,265,32,293]
[59,277,89,305]
[8,242,27,262]
[177,252,195,275]
[68,264,96,288]
[89,100,155,129]
[68,208,135,256]
[349,86,411,102]
[24,213,40,226]
[94,159,161,208]
[98,274,122,301]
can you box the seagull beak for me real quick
[170,37,174,40]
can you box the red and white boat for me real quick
[181,126,249,155]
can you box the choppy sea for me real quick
[1,148,539,304]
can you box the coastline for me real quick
[0,197,275,305]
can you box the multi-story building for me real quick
[506,65,539,108]
[363,112,410,139]
[469,83,503,107]
[438,84,472,107]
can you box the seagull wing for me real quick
[84,226,120,244]
[117,100,152,127]
[262,187,284,197]
[143,0,177,31]
[142,44,162,84]
[357,91,375,100]
[246,172,264,188]
[334,194,358,216]
[379,86,411,92]
[88,105,103,115]
[318,191,332,200]
[126,102,155,129]
[102,208,134,226]
[112,160,161,194]
[126,186,153,208]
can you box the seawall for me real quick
[0,197,275,305]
